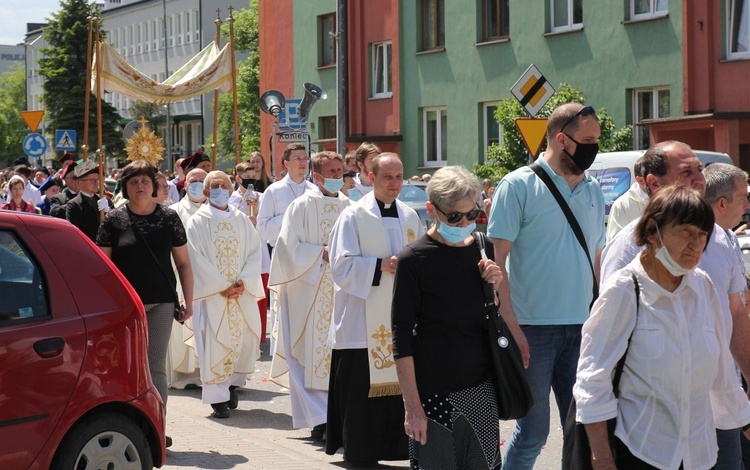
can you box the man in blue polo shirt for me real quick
[488,103,605,469]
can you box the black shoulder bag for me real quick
[530,162,598,309]
[475,232,534,420]
[127,211,186,323]
[561,273,640,469]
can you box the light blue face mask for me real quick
[348,188,363,202]
[436,221,476,244]
[322,177,344,194]
[188,181,205,200]
[209,188,230,208]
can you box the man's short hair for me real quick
[640,141,692,180]
[371,152,400,176]
[633,158,644,178]
[14,166,31,178]
[547,103,599,137]
[282,143,307,162]
[354,142,381,169]
[344,151,356,165]
[311,151,343,174]
[235,162,253,175]
[703,162,748,206]
[203,170,233,190]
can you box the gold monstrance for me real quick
[125,117,165,166]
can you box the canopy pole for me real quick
[227,6,241,166]
[94,15,105,218]
[82,12,95,162]
[211,9,222,170]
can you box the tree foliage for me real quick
[0,64,27,166]
[213,1,259,169]
[38,0,124,162]
[474,83,632,182]
[129,101,165,128]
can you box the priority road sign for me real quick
[55,130,76,151]
[23,133,48,158]
[511,65,556,117]
[278,99,307,130]
[515,118,548,159]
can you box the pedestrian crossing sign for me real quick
[55,130,76,151]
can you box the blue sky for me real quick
[3,0,60,45]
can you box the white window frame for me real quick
[152,21,158,50]
[144,21,149,52]
[728,0,750,59]
[630,0,668,21]
[194,10,200,43]
[632,86,670,150]
[185,11,191,43]
[176,12,182,46]
[168,16,173,47]
[371,41,393,98]
[482,102,502,163]
[423,107,448,166]
[550,0,583,33]
[136,24,141,54]
[128,25,134,56]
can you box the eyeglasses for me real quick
[559,106,597,134]
[290,156,310,163]
[157,183,168,190]
[434,203,483,224]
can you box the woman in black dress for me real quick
[393,165,504,470]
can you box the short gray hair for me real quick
[203,170,232,190]
[704,163,747,206]
[426,166,482,208]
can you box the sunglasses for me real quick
[434,203,482,224]
[559,106,596,133]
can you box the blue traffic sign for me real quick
[278,99,307,130]
[55,129,76,151]
[23,133,48,158]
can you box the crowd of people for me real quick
[5,101,750,469]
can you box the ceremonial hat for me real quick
[179,150,210,171]
[11,156,30,167]
[38,176,58,193]
[59,152,75,164]
[74,161,98,179]
[61,161,78,180]
[34,166,50,176]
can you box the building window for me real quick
[424,107,448,165]
[128,25,134,56]
[421,0,445,51]
[482,102,502,163]
[144,22,149,51]
[168,16,173,47]
[371,41,393,98]
[551,0,583,32]
[185,11,191,43]
[320,13,336,66]
[194,10,200,42]
[152,21,157,50]
[633,86,670,149]
[320,116,337,140]
[482,0,509,41]
[176,13,182,46]
[136,24,142,53]
[631,0,667,20]
[729,0,750,58]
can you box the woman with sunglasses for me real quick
[392,165,504,470]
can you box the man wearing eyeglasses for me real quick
[65,161,113,242]
[487,103,606,469]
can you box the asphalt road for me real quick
[162,342,563,470]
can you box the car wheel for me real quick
[53,411,153,470]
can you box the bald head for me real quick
[186,168,207,184]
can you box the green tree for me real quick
[474,83,632,182]
[38,0,124,163]
[128,101,165,129]
[214,1,259,168]
[0,64,27,166]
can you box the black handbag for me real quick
[561,272,640,469]
[475,232,534,420]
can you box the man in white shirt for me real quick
[351,142,380,201]
[601,143,750,469]
[605,158,649,243]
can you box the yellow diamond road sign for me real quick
[511,65,555,117]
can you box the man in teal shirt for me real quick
[488,103,606,469]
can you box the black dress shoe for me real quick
[165,436,173,448]
[227,385,239,410]
[210,403,230,419]
[311,423,326,440]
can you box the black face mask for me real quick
[240,178,257,189]
[563,133,599,171]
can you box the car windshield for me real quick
[398,185,428,203]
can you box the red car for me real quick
[0,211,165,469]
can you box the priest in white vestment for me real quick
[167,168,206,390]
[325,154,423,464]
[351,142,380,200]
[185,171,265,419]
[267,152,351,435]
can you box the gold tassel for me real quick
[368,382,402,398]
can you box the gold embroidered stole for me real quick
[354,199,419,397]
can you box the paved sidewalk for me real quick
[162,345,562,469]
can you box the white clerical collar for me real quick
[208,204,232,219]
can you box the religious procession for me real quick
[7,5,750,470]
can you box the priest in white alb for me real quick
[185,171,265,419]
[268,151,351,439]
[325,153,423,465]
[167,167,207,390]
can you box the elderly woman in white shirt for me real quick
[574,185,750,470]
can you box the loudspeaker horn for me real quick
[298,83,327,118]
[260,90,286,117]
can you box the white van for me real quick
[589,150,734,217]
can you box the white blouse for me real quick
[574,256,750,470]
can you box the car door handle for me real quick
[34,337,65,358]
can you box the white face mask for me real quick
[654,222,692,277]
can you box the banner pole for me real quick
[227,6,241,166]
[94,15,105,219]
[82,12,95,162]
[211,9,222,170]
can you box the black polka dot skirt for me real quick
[409,378,501,470]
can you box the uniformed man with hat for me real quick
[65,161,112,241]
[49,162,80,219]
